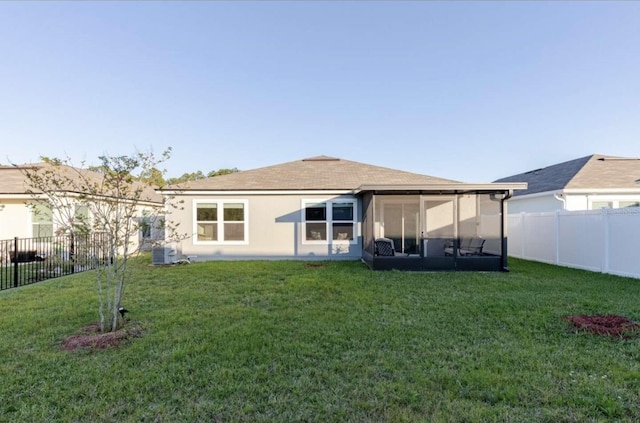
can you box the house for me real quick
[159,156,526,271]
[0,163,162,243]
[494,154,640,213]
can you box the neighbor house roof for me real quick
[0,163,162,203]
[0,165,35,195]
[494,154,640,196]
[165,156,460,191]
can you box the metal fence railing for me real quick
[0,234,111,291]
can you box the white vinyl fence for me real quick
[508,207,640,279]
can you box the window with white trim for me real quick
[32,203,54,237]
[302,199,357,243]
[139,210,153,241]
[591,201,613,210]
[194,200,248,244]
[74,204,90,232]
[590,200,640,210]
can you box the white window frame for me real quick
[589,198,640,210]
[301,198,358,245]
[139,210,153,241]
[30,202,54,238]
[193,199,249,245]
[74,203,91,232]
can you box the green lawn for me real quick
[2,258,640,422]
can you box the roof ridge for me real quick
[302,155,340,161]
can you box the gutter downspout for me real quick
[554,192,566,210]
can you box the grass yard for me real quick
[2,257,640,422]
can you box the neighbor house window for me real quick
[194,200,248,244]
[302,199,357,243]
[74,204,90,233]
[32,203,53,237]
[591,200,640,210]
[619,201,640,208]
[591,201,613,209]
[139,210,153,241]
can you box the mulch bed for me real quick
[61,322,143,352]
[564,314,640,338]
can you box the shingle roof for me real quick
[0,166,33,195]
[494,154,640,196]
[168,156,458,191]
[0,163,162,203]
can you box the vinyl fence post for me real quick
[602,208,610,274]
[555,210,561,265]
[520,212,526,259]
[13,237,18,288]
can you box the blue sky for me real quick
[1,2,639,182]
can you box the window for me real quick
[74,204,90,232]
[305,203,327,240]
[194,200,248,244]
[619,201,640,208]
[139,210,153,240]
[223,203,245,241]
[302,199,357,243]
[32,203,53,237]
[331,202,354,241]
[591,200,640,210]
[591,201,613,210]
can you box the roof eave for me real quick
[354,183,528,195]
[156,188,356,196]
[563,188,640,194]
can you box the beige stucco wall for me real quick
[167,193,362,261]
[0,197,157,256]
[0,200,32,240]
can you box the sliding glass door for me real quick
[422,196,455,268]
[379,197,420,255]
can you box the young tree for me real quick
[166,170,206,185]
[20,148,183,332]
[139,167,166,187]
[207,168,239,178]
[166,168,239,185]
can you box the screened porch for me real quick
[357,184,523,271]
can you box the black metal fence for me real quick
[0,234,111,291]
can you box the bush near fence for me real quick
[508,207,640,279]
[0,234,111,291]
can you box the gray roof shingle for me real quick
[168,156,459,191]
[494,154,640,196]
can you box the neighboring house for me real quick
[159,156,526,271]
[494,154,640,213]
[0,164,163,245]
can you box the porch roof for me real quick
[354,182,527,196]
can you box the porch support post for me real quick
[501,196,509,271]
